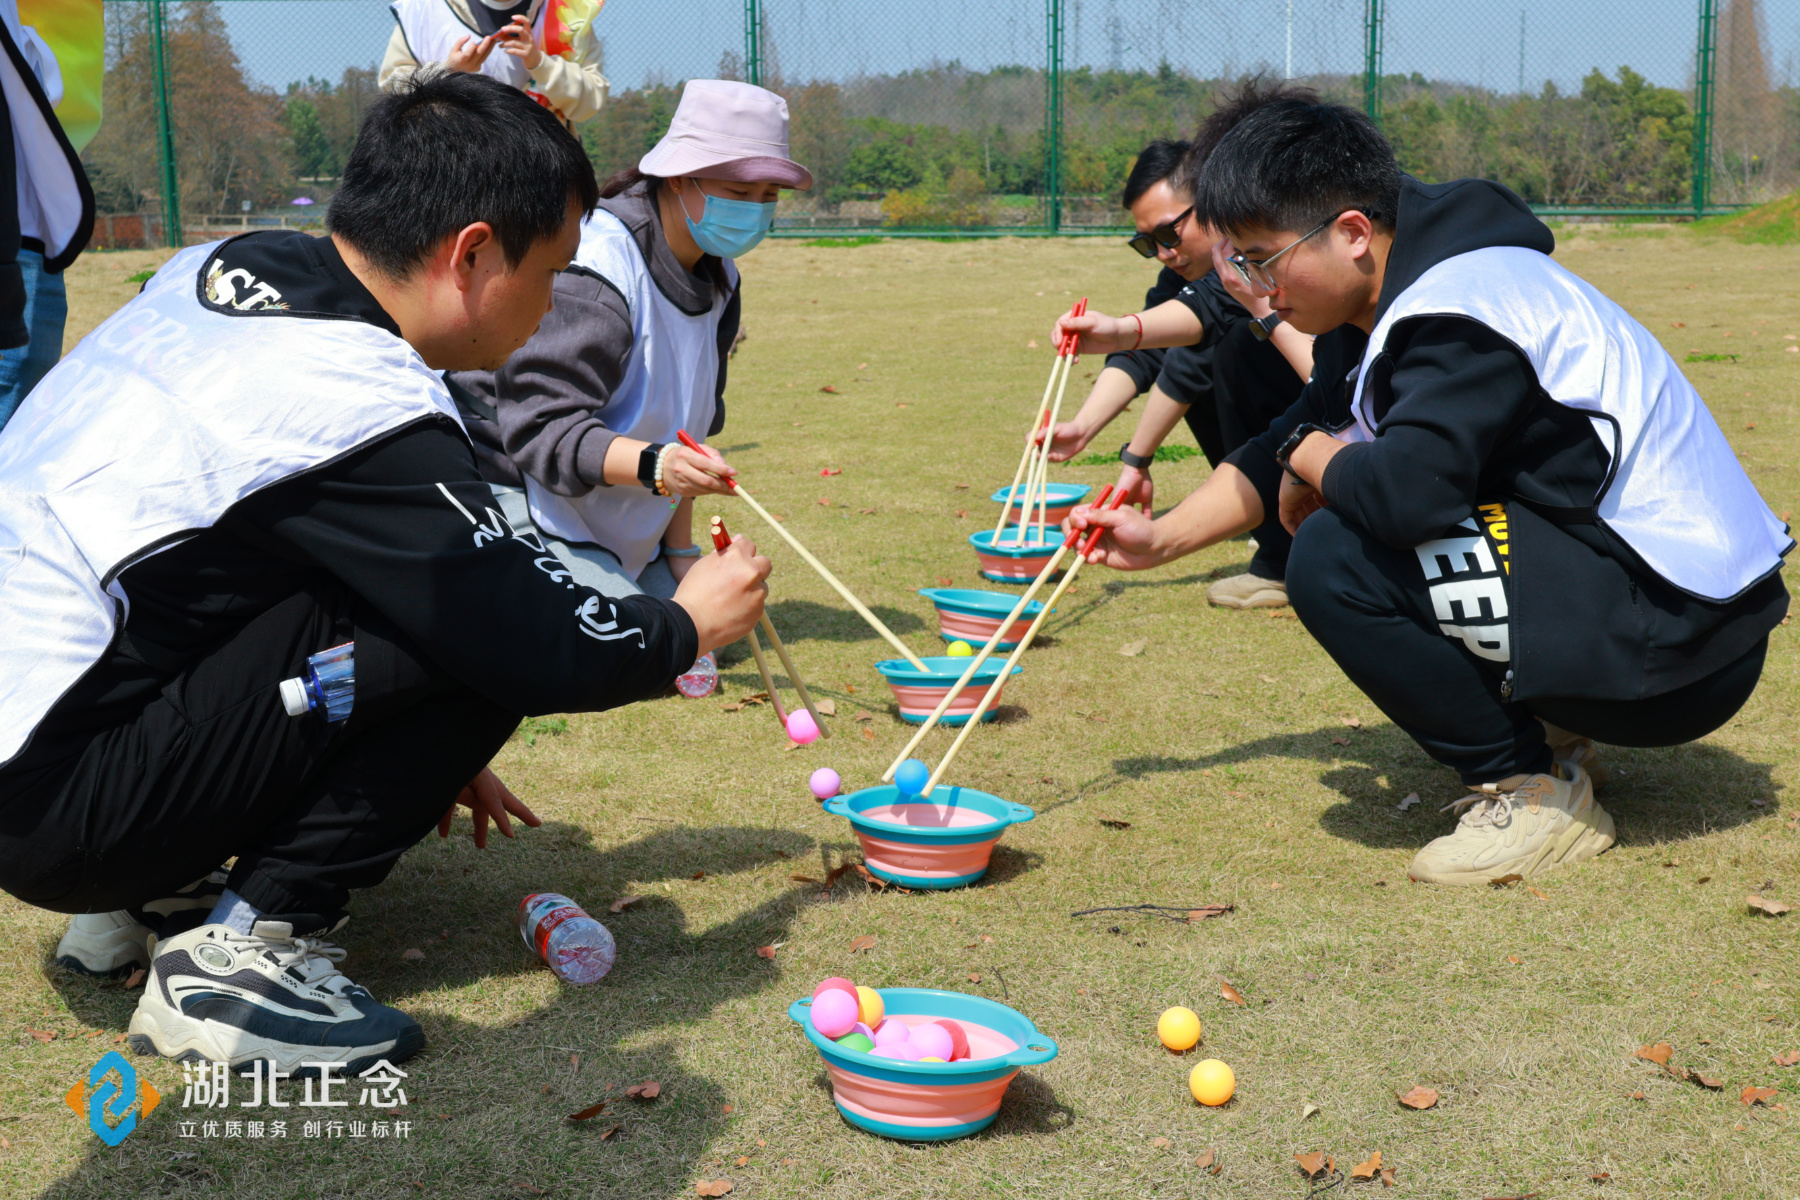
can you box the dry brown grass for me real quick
[3,227,1795,1199]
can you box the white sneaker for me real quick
[1205,572,1288,609]
[129,920,422,1077]
[1407,763,1615,886]
[54,870,229,977]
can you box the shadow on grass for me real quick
[765,598,929,645]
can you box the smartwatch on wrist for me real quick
[1248,311,1283,341]
[637,442,666,491]
[1274,423,1327,483]
[1118,443,1154,470]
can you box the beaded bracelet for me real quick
[653,441,677,496]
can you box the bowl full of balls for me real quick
[789,975,1058,1140]
[820,759,1035,888]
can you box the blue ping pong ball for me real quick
[895,759,931,796]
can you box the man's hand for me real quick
[1112,464,1154,515]
[1278,473,1326,535]
[1066,501,1163,570]
[445,34,499,73]
[1051,309,1133,356]
[439,767,541,848]
[662,444,738,497]
[671,533,771,654]
[1212,237,1275,319]
[495,15,545,68]
[1036,419,1094,463]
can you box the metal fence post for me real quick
[1044,0,1063,233]
[1690,0,1716,217]
[743,0,762,87]
[147,0,182,247]
[1363,0,1384,129]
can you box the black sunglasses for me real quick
[1126,206,1194,258]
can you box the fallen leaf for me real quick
[820,468,842,476]
[1187,904,1234,921]
[1635,1042,1674,1066]
[125,968,146,989]
[1631,1091,1646,1100]
[1741,1085,1778,1105]
[1295,1150,1329,1178]
[1258,674,1278,684]
[625,1081,662,1100]
[1343,716,1364,729]
[858,507,876,515]
[1220,981,1246,1006]
[567,1101,609,1121]
[968,972,981,983]
[896,403,908,408]
[1026,339,1038,348]
[1098,818,1132,830]
[1397,792,1422,811]
[1331,737,1349,746]
[1352,1150,1382,1179]
[1488,873,1523,888]
[690,871,706,881]
[609,896,643,914]
[1398,1085,1439,1110]
[823,863,854,885]
[852,863,888,889]
[819,385,840,394]
[849,935,876,953]
[1195,1147,1218,1173]
[1688,1070,1724,1089]
[695,1181,733,1197]
[735,1155,748,1167]
[789,874,820,884]
[1151,1137,1170,1149]
[815,699,837,717]
[955,509,968,519]
[1528,886,1550,900]
[1774,1051,1799,1067]
[862,728,875,742]
[1301,1103,1320,1119]
[1694,876,1711,885]
[816,497,832,507]
[721,703,741,712]
[1671,320,1686,327]
[1119,640,1146,657]
[27,1029,54,1043]
[854,710,875,721]
[1592,1172,1611,1183]
[1747,894,1791,916]
[1380,1167,1398,1187]
[755,946,777,959]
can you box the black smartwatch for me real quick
[637,442,666,491]
[1118,443,1153,470]
[1249,311,1283,341]
[1274,423,1327,483]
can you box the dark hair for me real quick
[1121,138,1191,208]
[1187,76,1321,178]
[327,72,599,278]
[599,166,656,199]
[1191,99,1401,237]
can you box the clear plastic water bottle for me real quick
[278,643,356,723]
[518,893,616,984]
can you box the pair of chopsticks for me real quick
[994,297,1088,546]
[709,515,828,740]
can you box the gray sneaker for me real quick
[54,870,229,978]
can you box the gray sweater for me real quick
[450,181,739,492]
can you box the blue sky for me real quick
[221,0,1796,99]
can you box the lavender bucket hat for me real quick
[638,79,814,189]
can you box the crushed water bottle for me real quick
[518,893,616,984]
[278,642,356,723]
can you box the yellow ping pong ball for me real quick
[1189,1059,1236,1106]
[946,640,974,657]
[1156,1006,1201,1052]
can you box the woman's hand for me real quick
[495,15,545,69]
[661,444,738,497]
[1212,237,1274,319]
[438,767,541,848]
[1066,501,1163,571]
[1035,419,1094,463]
[445,33,499,73]
[1278,474,1326,535]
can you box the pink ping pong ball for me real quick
[910,1023,955,1062]
[808,767,841,800]
[786,710,821,745]
[812,976,856,1003]
[932,1019,971,1061]
[871,1018,910,1048]
[809,988,859,1039]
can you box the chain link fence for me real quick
[84,0,1799,246]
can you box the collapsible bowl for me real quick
[917,587,1047,651]
[788,987,1058,1140]
[991,482,1091,528]
[969,526,1062,583]
[824,782,1035,888]
[875,655,1021,725]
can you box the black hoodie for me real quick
[1227,177,1788,703]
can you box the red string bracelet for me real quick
[1130,312,1143,350]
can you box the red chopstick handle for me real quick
[708,515,731,553]
[1062,485,1113,548]
[1077,486,1129,556]
[676,429,737,490]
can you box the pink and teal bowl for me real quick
[876,655,1021,725]
[823,782,1035,888]
[969,526,1062,582]
[991,482,1091,527]
[917,587,1047,651]
[788,987,1058,1140]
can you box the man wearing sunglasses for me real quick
[1069,99,1788,887]
[1046,82,1317,610]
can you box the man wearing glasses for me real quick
[1044,83,1317,610]
[1067,99,1788,886]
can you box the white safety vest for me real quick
[1342,246,1790,602]
[0,241,464,766]
[390,0,544,94]
[0,8,90,270]
[524,208,736,580]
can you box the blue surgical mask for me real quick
[682,189,776,259]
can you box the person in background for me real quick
[452,79,811,698]
[381,0,607,127]
[0,0,97,429]
[1045,80,1316,609]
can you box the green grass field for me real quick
[5,226,1797,1199]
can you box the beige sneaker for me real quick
[1206,573,1288,609]
[1540,721,1609,787]
[1407,763,1615,886]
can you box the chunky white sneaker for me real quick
[54,870,229,977]
[128,920,422,1077]
[1205,572,1288,609]
[1541,721,1610,787]
[1407,763,1615,886]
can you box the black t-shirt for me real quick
[470,0,533,36]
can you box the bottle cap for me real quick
[278,677,312,716]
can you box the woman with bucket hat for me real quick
[451,79,811,696]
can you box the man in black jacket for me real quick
[0,73,770,1076]
[1067,100,1789,886]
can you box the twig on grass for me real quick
[1070,904,1228,922]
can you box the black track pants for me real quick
[1285,507,1767,784]
[1213,323,1306,581]
[0,586,520,920]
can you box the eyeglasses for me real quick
[1224,212,1351,293]
[1126,206,1194,259]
